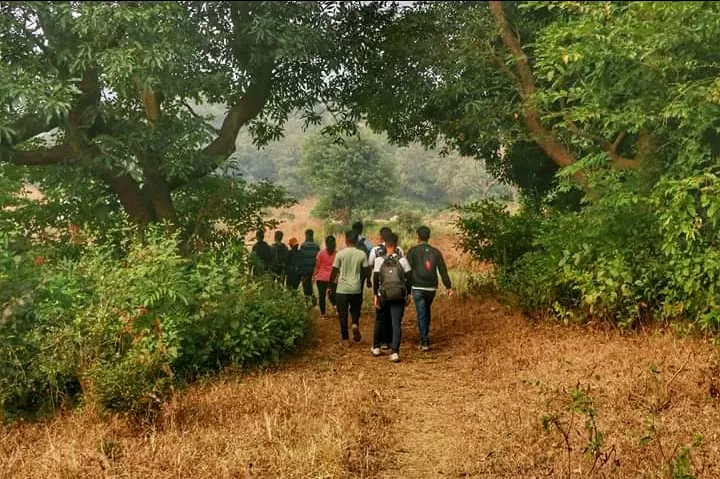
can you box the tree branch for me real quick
[565,121,638,169]
[181,100,221,134]
[489,1,577,169]
[168,61,274,190]
[0,143,80,166]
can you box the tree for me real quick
[300,131,395,223]
[0,1,388,243]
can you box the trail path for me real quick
[4,293,720,478]
[298,296,720,478]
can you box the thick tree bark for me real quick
[101,172,156,225]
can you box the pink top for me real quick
[314,249,336,282]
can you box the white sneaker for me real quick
[371,347,381,356]
[389,353,400,363]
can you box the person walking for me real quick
[298,229,320,304]
[406,225,454,351]
[270,230,289,284]
[329,231,370,345]
[372,232,412,362]
[250,229,273,278]
[314,235,337,317]
[352,221,374,258]
[367,227,404,350]
[286,237,302,290]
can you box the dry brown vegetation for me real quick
[4,202,720,478]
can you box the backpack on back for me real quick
[379,255,406,301]
[357,237,371,258]
[415,245,438,283]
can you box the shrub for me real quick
[0,228,311,422]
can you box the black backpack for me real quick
[379,255,406,301]
[415,245,438,283]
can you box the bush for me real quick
[455,165,720,329]
[0,228,311,422]
[454,199,541,272]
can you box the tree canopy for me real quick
[300,131,395,222]
[0,1,391,242]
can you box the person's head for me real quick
[345,230,358,246]
[289,237,299,250]
[325,235,336,253]
[351,221,364,236]
[255,229,265,242]
[380,227,393,244]
[385,232,399,254]
[305,229,314,242]
[416,225,431,242]
[274,230,284,243]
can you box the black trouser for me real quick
[374,305,392,346]
[301,274,316,303]
[374,298,405,353]
[287,273,301,290]
[335,293,363,340]
[316,280,336,314]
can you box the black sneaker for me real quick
[352,324,361,342]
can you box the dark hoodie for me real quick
[298,233,320,276]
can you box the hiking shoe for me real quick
[420,344,431,352]
[380,343,390,350]
[341,339,351,347]
[389,353,400,363]
[371,347,381,357]
[352,324,361,342]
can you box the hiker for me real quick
[286,237,302,289]
[352,221,374,258]
[406,225,454,351]
[298,229,320,303]
[314,235,337,317]
[367,227,405,351]
[270,230,289,284]
[250,229,273,277]
[372,232,412,362]
[329,230,370,345]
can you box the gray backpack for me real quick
[379,255,406,301]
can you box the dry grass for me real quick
[5,200,720,478]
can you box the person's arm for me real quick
[360,256,370,288]
[330,253,341,285]
[436,248,454,294]
[402,259,413,293]
[366,247,376,287]
[313,251,321,280]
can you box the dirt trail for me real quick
[301,296,720,478]
[4,293,720,478]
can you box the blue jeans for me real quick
[412,289,436,344]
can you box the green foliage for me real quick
[454,200,541,272]
[300,131,395,222]
[0,228,310,422]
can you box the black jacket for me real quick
[406,243,452,290]
[270,242,289,276]
[251,240,273,276]
[297,240,320,276]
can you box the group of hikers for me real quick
[250,222,453,362]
